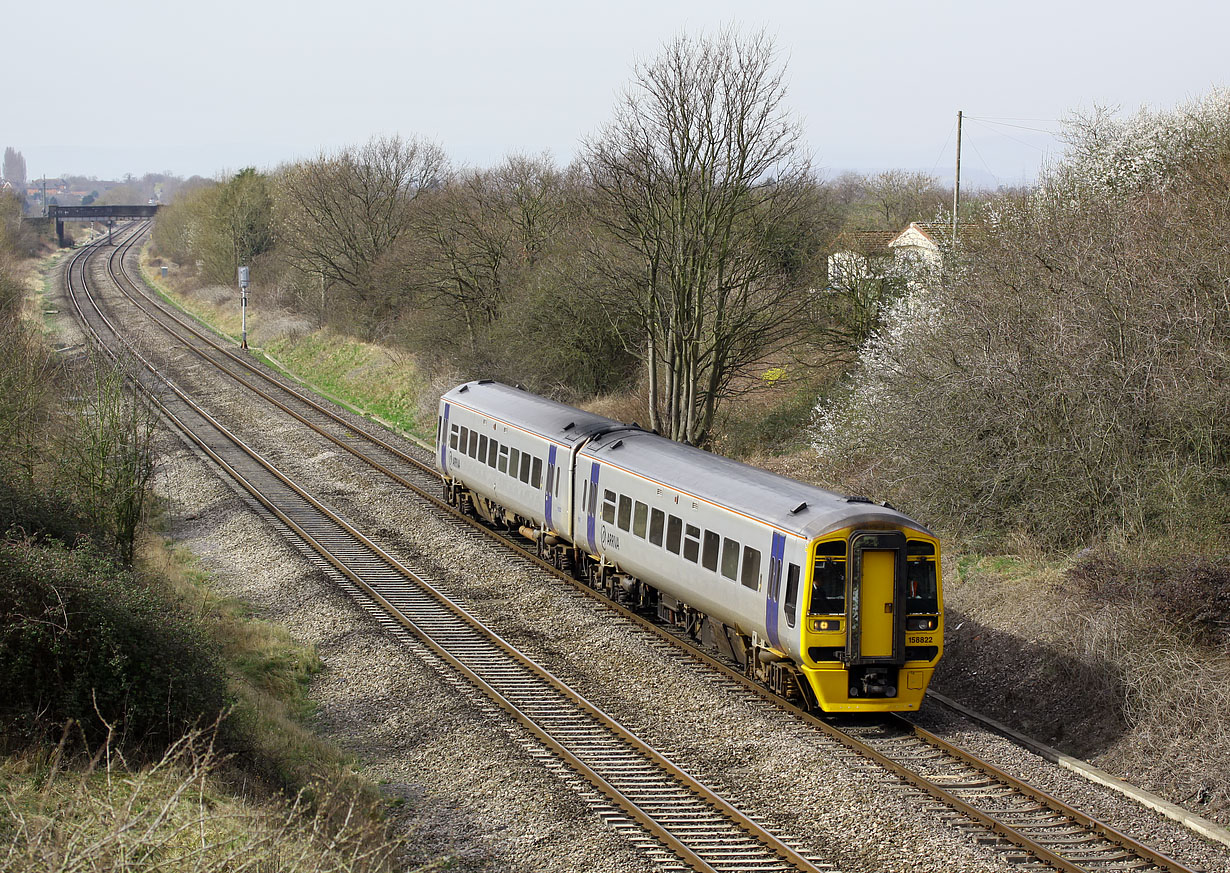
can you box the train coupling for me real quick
[849,666,897,698]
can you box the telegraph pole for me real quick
[952,110,963,243]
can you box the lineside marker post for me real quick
[238,265,250,349]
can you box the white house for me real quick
[827,222,946,292]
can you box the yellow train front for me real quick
[789,525,942,713]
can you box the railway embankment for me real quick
[133,241,1230,836]
[933,551,1230,827]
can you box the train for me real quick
[435,380,942,713]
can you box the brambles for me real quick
[0,537,227,755]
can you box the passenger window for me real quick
[459,426,469,454]
[588,480,599,516]
[449,423,460,450]
[649,508,665,546]
[467,429,478,458]
[702,530,720,571]
[487,439,499,467]
[666,515,683,554]
[478,434,488,461]
[617,495,632,531]
[741,547,761,590]
[602,490,617,524]
[784,563,800,627]
[810,557,846,615]
[437,416,444,447]
[508,447,520,478]
[683,524,700,563]
[498,445,510,475]
[721,538,740,580]
[555,467,564,497]
[632,502,648,537]
[531,457,543,488]
[519,453,532,483]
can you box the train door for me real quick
[764,532,786,649]
[848,531,906,663]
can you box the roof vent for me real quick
[477,378,493,385]
[563,421,575,431]
[846,495,873,504]
[610,439,623,450]
[458,384,469,393]
[789,501,808,514]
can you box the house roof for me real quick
[835,221,951,255]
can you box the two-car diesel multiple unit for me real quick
[436,380,942,713]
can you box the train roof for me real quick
[442,381,931,541]
[442,380,631,443]
[583,429,929,540]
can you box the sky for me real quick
[7,0,1228,189]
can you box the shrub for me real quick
[812,91,1230,549]
[0,537,227,756]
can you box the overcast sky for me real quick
[8,0,1227,188]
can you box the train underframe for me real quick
[446,481,820,710]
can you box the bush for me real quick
[812,92,1230,549]
[0,537,227,755]
[1071,553,1230,647]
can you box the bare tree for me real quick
[276,136,446,327]
[397,168,516,354]
[584,29,816,446]
[859,169,948,230]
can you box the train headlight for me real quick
[906,616,936,631]
[812,618,841,632]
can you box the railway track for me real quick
[71,227,1209,873]
[67,226,833,873]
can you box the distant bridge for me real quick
[48,204,160,245]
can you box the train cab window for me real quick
[809,557,846,615]
[702,531,720,572]
[721,538,740,581]
[633,501,648,537]
[519,453,533,484]
[617,495,632,530]
[741,547,761,590]
[783,563,800,627]
[467,429,479,458]
[602,490,617,524]
[487,439,499,467]
[666,515,683,554]
[478,434,488,461]
[683,525,701,563]
[498,445,510,475]
[906,558,939,614]
[531,457,543,488]
[449,423,460,450]
[649,508,665,546]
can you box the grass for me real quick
[0,728,405,873]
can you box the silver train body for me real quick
[436,380,943,713]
